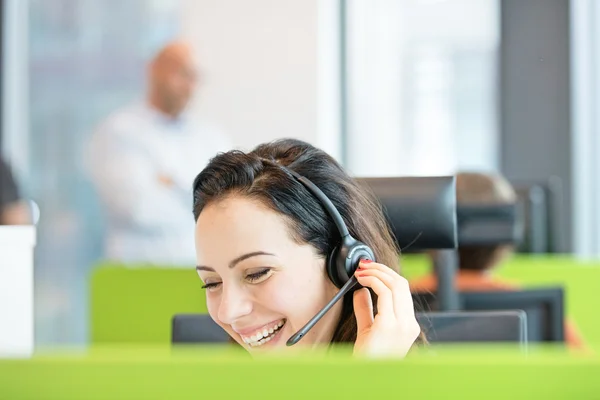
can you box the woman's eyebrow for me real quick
[229,251,275,268]
[196,251,275,272]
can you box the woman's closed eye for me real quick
[201,280,222,291]
[201,268,272,292]
[245,268,272,283]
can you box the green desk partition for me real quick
[90,255,600,347]
[402,254,600,347]
[1,346,599,399]
[90,264,208,344]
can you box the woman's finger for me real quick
[358,260,416,318]
[353,288,374,334]
[358,259,400,278]
[354,273,395,319]
[356,267,412,319]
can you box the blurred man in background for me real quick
[87,40,231,266]
[0,157,30,225]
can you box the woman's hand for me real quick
[352,259,421,358]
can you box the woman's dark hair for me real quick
[192,138,416,344]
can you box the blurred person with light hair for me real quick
[0,156,30,225]
[87,40,231,266]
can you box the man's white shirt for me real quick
[87,101,231,266]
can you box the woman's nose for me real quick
[217,284,253,325]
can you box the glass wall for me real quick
[10,0,181,346]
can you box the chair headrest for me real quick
[356,176,457,250]
[457,203,524,245]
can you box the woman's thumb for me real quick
[353,288,374,334]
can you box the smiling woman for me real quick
[192,138,422,357]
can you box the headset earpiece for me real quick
[327,236,376,288]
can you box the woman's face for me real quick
[195,195,342,353]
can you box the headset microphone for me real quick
[281,167,375,346]
[286,275,359,346]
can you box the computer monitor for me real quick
[416,310,527,345]
[512,178,564,254]
[172,314,229,344]
[171,311,527,344]
[171,311,527,346]
[412,287,565,342]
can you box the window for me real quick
[343,0,500,177]
[4,0,181,346]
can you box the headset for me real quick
[283,167,375,346]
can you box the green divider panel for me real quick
[402,254,600,347]
[400,253,432,278]
[90,264,208,344]
[90,255,600,347]
[1,346,600,399]
[498,255,600,349]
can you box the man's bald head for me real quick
[148,40,199,117]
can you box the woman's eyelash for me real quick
[201,269,271,290]
[201,282,221,290]
[246,268,270,282]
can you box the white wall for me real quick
[180,0,341,159]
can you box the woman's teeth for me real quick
[242,320,285,347]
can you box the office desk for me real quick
[0,226,36,357]
[1,345,598,399]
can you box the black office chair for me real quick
[412,287,565,342]
[356,176,457,251]
[457,203,524,246]
[172,311,528,346]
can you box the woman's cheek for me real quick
[206,295,221,324]
[260,277,306,313]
